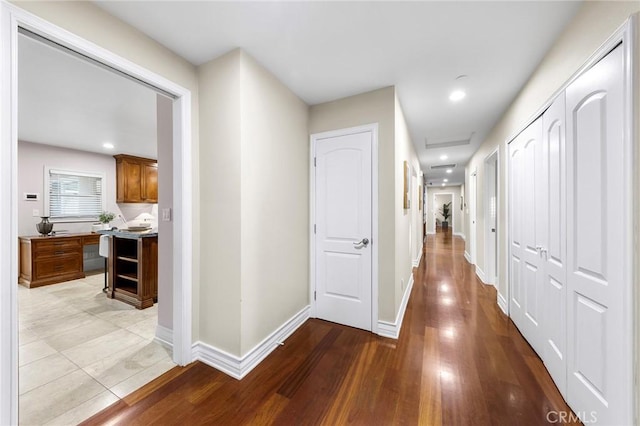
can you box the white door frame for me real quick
[309,123,378,334]
[0,4,194,423]
[483,148,499,288]
[431,192,454,234]
[469,169,477,264]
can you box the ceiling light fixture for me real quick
[444,179,448,182]
[441,183,445,186]
[102,142,114,149]
[449,90,466,102]
[440,154,448,160]
[446,169,453,174]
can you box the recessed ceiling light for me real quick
[103,142,114,149]
[446,169,453,174]
[441,183,445,186]
[449,90,466,102]
[440,154,448,160]
[444,179,448,182]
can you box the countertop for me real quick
[97,229,158,240]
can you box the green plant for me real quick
[439,202,452,222]
[98,211,116,224]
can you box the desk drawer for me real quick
[33,238,82,256]
[33,255,82,279]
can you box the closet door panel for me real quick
[566,44,629,425]
[541,93,567,397]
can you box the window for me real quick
[45,168,106,221]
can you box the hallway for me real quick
[83,232,577,425]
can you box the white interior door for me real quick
[485,154,498,286]
[540,93,567,397]
[565,45,630,425]
[509,118,545,357]
[314,129,372,331]
[469,172,477,262]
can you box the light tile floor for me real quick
[18,272,175,425]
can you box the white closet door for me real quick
[541,93,567,397]
[509,118,545,357]
[566,45,630,425]
[508,130,525,331]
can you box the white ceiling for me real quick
[95,0,582,186]
[18,33,158,159]
[19,1,582,184]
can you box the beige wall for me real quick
[309,87,397,322]
[198,49,309,356]
[394,95,421,313]
[198,50,243,354]
[464,1,640,306]
[239,52,309,354]
[156,95,174,330]
[13,1,202,339]
[426,186,462,235]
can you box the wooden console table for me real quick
[19,233,100,288]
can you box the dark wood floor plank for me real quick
[82,229,578,426]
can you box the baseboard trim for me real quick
[378,273,414,339]
[475,265,488,284]
[426,231,436,235]
[412,250,423,268]
[192,305,310,380]
[154,325,173,349]
[453,232,465,241]
[497,293,508,315]
[464,251,471,263]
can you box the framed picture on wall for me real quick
[403,161,411,209]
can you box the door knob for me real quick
[353,238,370,247]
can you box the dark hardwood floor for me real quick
[82,231,578,425]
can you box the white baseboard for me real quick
[497,293,508,315]
[426,231,435,235]
[453,232,465,240]
[464,251,471,263]
[412,250,423,268]
[192,305,310,380]
[154,325,173,349]
[475,265,488,284]
[378,273,414,339]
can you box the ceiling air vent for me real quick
[430,164,456,170]
[425,132,475,149]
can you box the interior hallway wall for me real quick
[198,49,309,356]
[464,1,640,311]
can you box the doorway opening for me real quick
[1,5,194,424]
[468,171,477,264]
[433,193,454,235]
[483,149,498,287]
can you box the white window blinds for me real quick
[46,168,105,220]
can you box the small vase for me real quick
[36,217,53,236]
[102,223,111,230]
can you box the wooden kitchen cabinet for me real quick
[114,154,158,203]
[19,235,86,288]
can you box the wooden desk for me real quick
[19,233,101,288]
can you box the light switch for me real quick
[161,208,171,222]
[32,209,39,217]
